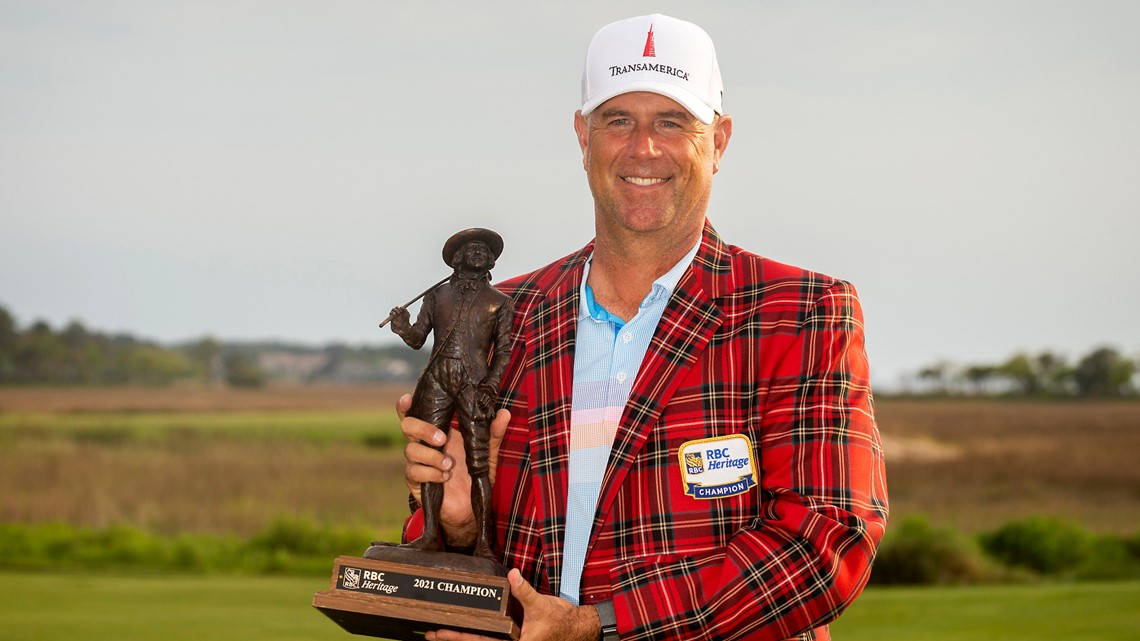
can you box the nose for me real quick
[628,123,661,159]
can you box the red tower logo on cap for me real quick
[642,25,656,57]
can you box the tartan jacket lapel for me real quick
[524,243,590,594]
[590,222,736,540]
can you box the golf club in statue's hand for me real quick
[378,275,452,329]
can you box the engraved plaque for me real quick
[313,555,520,640]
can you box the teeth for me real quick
[623,176,666,186]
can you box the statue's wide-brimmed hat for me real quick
[442,228,503,267]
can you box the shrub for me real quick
[979,517,1090,574]
[243,517,372,557]
[871,516,992,584]
[79,524,166,565]
[1123,531,1140,559]
[1072,533,1140,580]
[0,519,375,575]
[361,431,401,449]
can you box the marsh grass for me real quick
[878,400,1140,533]
[0,384,407,412]
[0,408,410,542]
[0,386,412,536]
[0,410,402,446]
[0,436,411,535]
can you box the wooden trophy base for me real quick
[313,554,521,640]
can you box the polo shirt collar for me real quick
[578,238,702,325]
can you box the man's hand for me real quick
[398,393,509,546]
[425,569,601,641]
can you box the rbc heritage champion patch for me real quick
[678,434,758,499]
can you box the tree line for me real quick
[0,304,241,386]
[5,303,1133,395]
[0,304,425,387]
[906,347,1138,397]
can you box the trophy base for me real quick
[362,542,507,576]
[313,555,520,640]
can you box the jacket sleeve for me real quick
[609,280,889,641]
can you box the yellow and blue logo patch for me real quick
[678,434,758,500]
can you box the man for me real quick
[387,229,513,561]
[398,14,888,641]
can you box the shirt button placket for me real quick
[604,323,623,408]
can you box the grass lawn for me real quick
[830,580,1140,641]
[0,571,347,641]
[1,572,1137,641]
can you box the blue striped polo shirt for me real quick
[559,239,701,604]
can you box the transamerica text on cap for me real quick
[608,63,690,82]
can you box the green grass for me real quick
[831,581,1140,641]
[1,572,1137,641]
[0,410,403,446]
[0,571,347,641]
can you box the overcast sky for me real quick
[2,0,1138,387]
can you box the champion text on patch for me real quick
[678,434,758,500]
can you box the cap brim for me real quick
[581,80,716,124]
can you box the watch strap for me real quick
[595,600,618,641]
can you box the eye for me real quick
[659,120,682,129]
[607,117,630,127]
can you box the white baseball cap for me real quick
[580,14,724,124]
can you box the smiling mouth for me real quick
[622,176,669,186]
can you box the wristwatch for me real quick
[595,600,619,641]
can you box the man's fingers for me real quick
[396,396,451,491]
[405,441,453,473]
[405,462,451,485]
[491,409,510,441]
[400,414,448,447]
[395,393,412,420]
[487,409,510,484]
[507,568,540,607]
[488,409,510,457]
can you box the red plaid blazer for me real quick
[407,222,888,641]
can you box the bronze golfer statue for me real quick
[315,228,521,640]
[371,228,514,565]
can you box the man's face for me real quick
[573,91,732,239]
[460,241,492,271]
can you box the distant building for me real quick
[257,351,330,381]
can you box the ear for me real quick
[711,114,733,174]
[573,110,589,171]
